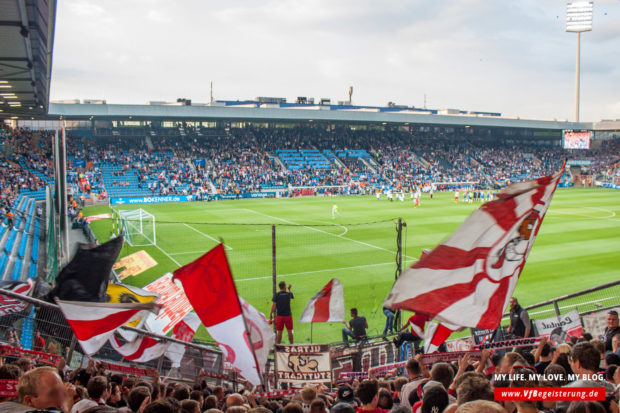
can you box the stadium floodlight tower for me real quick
[566,1,593,122]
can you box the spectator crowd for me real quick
[1,326,620,413]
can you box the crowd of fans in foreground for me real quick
[1,332,620,413]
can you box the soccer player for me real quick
[332,204,339,219]
[376,189,381,200]
[454,190,459,203]
[387,189,393,202]
[270,281,294,344]
[414,189,420,208]
[430,185,434,199]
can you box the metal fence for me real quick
[0,288,226,385]
[501,279,620,324]
[45,186,58,283]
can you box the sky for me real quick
[49,0,620,122]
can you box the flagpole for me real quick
[222,243,268,389]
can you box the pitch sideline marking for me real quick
[313,219,349,236]
[184,223,233,250]
[236,259,417,282]
[170,250,214,256]
[240,208,417,260]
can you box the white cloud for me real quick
[49,0,620,121]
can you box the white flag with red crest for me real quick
[385,166,563,330]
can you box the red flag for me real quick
[172,244,262,385]
[299,278,345,323]
[384,166,563,329]
[55,300,160,356]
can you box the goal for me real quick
[114,209,156,247]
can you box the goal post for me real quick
[116,209,156,247]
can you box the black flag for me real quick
[47,236,124,302]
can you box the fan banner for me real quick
[533,310,583,344]
[275,344,332,384]
[0,344,62,366]
[0,380,17,398]
[144,273,192,334]
[113,250,158,280]
[0,279,33,316]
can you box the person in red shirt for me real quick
[33,331,45,352]
[393,313,429,352]
[355,379,387,413]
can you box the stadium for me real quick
[0,1,619,412]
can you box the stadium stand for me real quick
[0,125,620,413]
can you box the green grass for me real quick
[83,188,620,343]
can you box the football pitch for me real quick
[83,188,620,343]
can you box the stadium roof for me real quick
[0,0,56,119]
[49,102,592,131]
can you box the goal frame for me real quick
[114,208,157,247]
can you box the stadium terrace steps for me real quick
[0,196,42,281]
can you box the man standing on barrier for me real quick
[507,297,532,338]
[270,281,294,344]
[393,312,427,352]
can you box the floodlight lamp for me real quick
[566,1,593,32]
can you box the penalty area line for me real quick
[240,208,416,260]
[153,243,181,267]
[183,223,233,250]
[236,259,417,283]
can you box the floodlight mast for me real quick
[566,1,593,122]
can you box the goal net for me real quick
[114,209,156,247]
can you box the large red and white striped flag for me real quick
[56,300,160,356]
[240,297,275,375]
[173,244,263,385]
[384,167,563,330]
[424,322,456,353]
[299,278,345,323]
[110,335,170,363]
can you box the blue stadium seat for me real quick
[0,253,8,275]
[18,232,28,258]
[28,262,37,279]
[11,258,22,281]
[31,238,38,263]
[4,229,17,253]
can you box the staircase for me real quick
[0,196,41,281]
[360,158,377,174]
[267,152,288,172]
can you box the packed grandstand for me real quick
[2,124,619,206]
